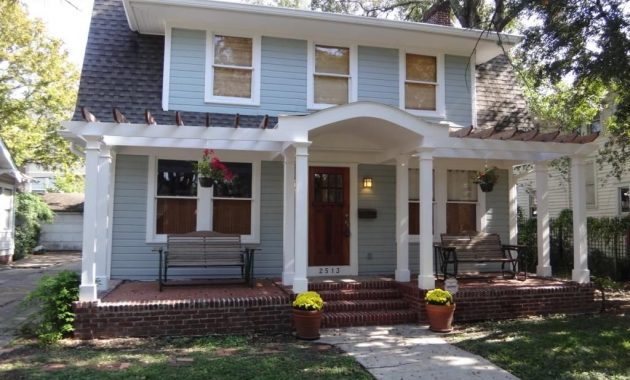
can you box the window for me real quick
[308,42,356,109]
[206,33,260,105]
[400,52,443,116]
[620,187,629,214]
[213,163,253,235]
[155,160,197,234]
[585,161,596,207]
[408,169,434,235]
[446,170,477,234]
[0,188,12,230]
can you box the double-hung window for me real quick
[206,34,260,105]
[212,163,253,235]
[401,52,443,115]
[446,170,478,234]
[308,43,356,109]
[408,169,435,235]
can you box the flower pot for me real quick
[479,182,494,192]
[293,309,322,340]
[425,303,456,333]
[199,177,216,188]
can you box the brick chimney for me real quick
[422,1,452,26]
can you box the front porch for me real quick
[73,275,597,339]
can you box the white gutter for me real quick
[124,0,522,44]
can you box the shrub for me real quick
[14,192,53,260]
[22,270,79,344]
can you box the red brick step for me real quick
[318,288,403,302]
[321,309,418,328]
[309,279,397,291]
[324,299,409,313]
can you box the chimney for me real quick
[422,1,452,27]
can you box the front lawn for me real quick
[446,314,630,380]
[0,335,373,380]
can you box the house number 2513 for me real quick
[319,267,340,274]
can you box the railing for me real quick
[518,215,630,281]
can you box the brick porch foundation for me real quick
[397,280,598,322]
[73,295,292,339]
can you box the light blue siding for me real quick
[358,47,399,106]
[168,29,307,115]
[110,155,283,280]
[357,164,397,275]
[445,55,473,127]
[485,169,509,242]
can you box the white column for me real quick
[535,162,552,277]
[95,145,112,291]
[79,138,101,301]
[434,161,447,236]
[282,147,296,285]
[395,156,410,282]
[571,156,590,283]
[293,143,310,293]
[418,150,435,289]
[508,167,518,245]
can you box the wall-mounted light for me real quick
[362,176,373,189]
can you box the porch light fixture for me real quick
[363,176,373,189]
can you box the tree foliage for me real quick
[14,192,53,260]
[0,1,79,170]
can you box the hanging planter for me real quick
[195,149,235,188]
[424,288,455,333]
[473,166,499,193]
[292,291,324,340]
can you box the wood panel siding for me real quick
[156,198,197,234]
[357,46,399,106]
[212,199,251,235]
[445,55,473,127]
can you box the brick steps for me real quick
[324,299,410,313]
[322,310,417,328]
[310,279,417,328]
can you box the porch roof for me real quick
[62,102,599,162]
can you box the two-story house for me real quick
[63,0,601,302]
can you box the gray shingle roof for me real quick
[476,55,536,131]
[73,0,276,128]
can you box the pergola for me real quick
[63,102,599,301]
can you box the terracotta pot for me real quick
[479,182,494,192]
[293,309,322,340]
[425,303,456,333]
[199,177,216,188]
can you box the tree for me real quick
[0,1,80,170]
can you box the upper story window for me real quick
[400,51,444,116]
[308,42,357,109]
[205,33,260,105]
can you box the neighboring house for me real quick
[40,193,84,251]
[63,0,600,301]
[23,163,85,194]
[0,140,25,264]
[517,106,630,220]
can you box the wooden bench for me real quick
[158,231,256,291]
[434,233,525,280]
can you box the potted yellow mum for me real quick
[292,291,324,340]
[424,288,455,333]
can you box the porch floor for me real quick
[101,279,287,303]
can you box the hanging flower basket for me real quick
[473,166,499,193]
[195,149,235,188]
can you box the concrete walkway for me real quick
[319,325,518,380]
[0,252,81,350]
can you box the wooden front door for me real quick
[308,167,350,267]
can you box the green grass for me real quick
[446,314,630,380]
[0,335,373,380]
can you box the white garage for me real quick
[40,193,84,251]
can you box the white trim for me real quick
[585,159,597,209]
[399,49,445,118]
[307,41,358,110]
[162,26,172,111]
[145,154,261,244]
[106,151,117,279]
[307,162,359,277]
[204,31,261,106]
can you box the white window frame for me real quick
[399,49,445,117]
[204,31,261,106]
[0,186,14,232]
[619,185,630,216]
[307,40,358,110]
[585,160,597,209]
[146,155,261,244]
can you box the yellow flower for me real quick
[292,291,324,311]
[425,289,453,306]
